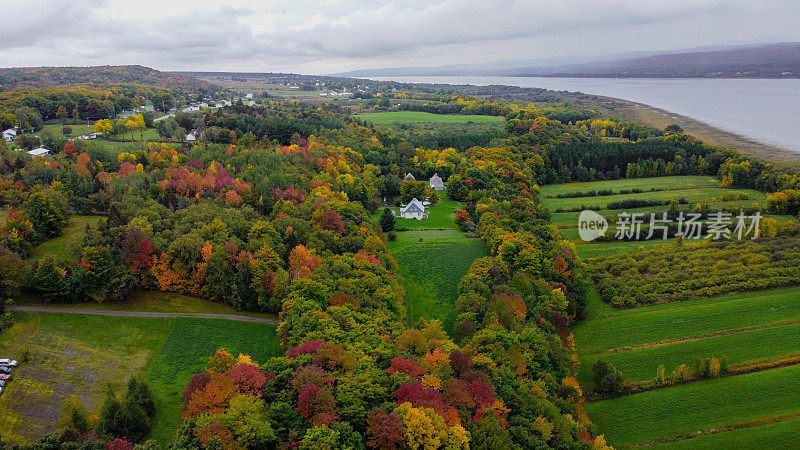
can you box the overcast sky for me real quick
[2,0,800,74]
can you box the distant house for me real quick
[245,93,254,99]
[185,129,205,142]
[199,102,209,108]
[404,173,416,181]
[75,132,101,140]
[247,100,256,107]
[399,198,427,220]
[28,147,50,157]
[2,128,17,142]
[429,173,444,190]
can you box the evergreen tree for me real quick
[379,208,396,232]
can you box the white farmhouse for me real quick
[2,128,17,142]
[404,173,415,181]
[429,173,444,190]
[399,198,427,220]
[28,147,50,157]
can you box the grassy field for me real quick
[0,312,279,445]
[651,415,800,449]
[15,289,279,319]
[390,237,487,331]
[374,197,461,230]
[540,176,721,198]
[40,124,94,137]
[543,186,763,212]
[31,215,104,260]
[355,111,504,124]
[585,363,800,447]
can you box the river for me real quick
[369,76,800,153]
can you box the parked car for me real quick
[0,374,9,380]
[0,359,17,367]
[0,367,11,374]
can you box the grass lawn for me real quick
[584,363,800,447]
[355,111,504,124]
[375,197,461,230]
[0,312,279,446]
[31,215,104,260]
[651,415,800,449]
[40,124,94,137]
[390,238,487,332]
[15,289,278,319]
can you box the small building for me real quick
[2,128,17,142]
[245,93,253,99]
[429,173,444,190]
[404,173,415,181]
[28,147,50,157]
[399,198,427,220]
[247,100,256,107]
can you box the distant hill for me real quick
[337,43,800,79]
[0,65,214,92]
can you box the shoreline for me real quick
[585,94,800,166]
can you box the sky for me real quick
[2,0,800,74]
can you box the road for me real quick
[6,305,279,325]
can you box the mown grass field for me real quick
[40,124,94,137]
[31,215,103,260]
[585,363,800,447]
[374,197,460,230]
[543,186,763,212]
[15,289,278,319]
[390,236,487,332]
[651,415,800,449]
[0,311,280,445]
[540,175,720,198]
[355,111,504,124]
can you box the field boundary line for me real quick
[628,410,800,448]
[6,305,279,324]
[593,318,800,354]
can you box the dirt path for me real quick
[6,305,279,325]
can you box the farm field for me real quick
[354,111,504,124]
[585,363,800,447]
[542,186,763,212]
[30,215,103,260]
[651,415,800,449]
[0,312,280,446]
[540,175,720,197]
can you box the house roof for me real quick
[430,173,444,188]
[404,173,415,180]
[28,147,50,156]
[2,129,17,136]
[400,198,425,214]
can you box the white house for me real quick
[3,128,18,142]
[404,173,416,181]
[429,173,444,190]
[399,198,427,220]
[245,93,254,99]
[28,147,50,157]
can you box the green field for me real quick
[375,197,461,230]
[651,416,800,449]
[585,363,800,447]
[355,111,504,124]
[543,186,763,212]
[0,312,279,445]
[40,124,94,137]
[540,175,721,198]
[16,289,279,319]
[390,237,487,331]
[31,215,103,260]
